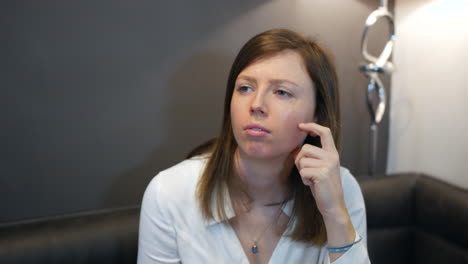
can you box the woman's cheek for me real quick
[283,114,309,148]
[291,126,308,147]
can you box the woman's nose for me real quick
[250,92,267,116]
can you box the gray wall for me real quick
[1,0,391,223]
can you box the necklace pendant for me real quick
[251,244,259,254]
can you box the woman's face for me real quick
[230,49,316,160]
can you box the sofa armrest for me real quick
[0,206,140,264]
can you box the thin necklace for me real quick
[251,203,284,254]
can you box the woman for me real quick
[137,29,369,264]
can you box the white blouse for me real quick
[137,157,370,264]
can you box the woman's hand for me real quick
[294,122,346,219]
[294,122,356,260]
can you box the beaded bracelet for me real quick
[326,235,362,253]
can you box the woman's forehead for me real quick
[237,50,313,88]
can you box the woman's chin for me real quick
[239,145,287,161]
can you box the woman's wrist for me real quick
[323,207,355,248]
[327,234,361,252]
[324,210,356,262]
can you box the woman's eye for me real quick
[275,89,292,98]
[237,85,252,93]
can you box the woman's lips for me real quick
[244,124,270,137]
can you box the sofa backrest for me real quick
[359,173,418,264]
[0,206,140,264]
[412,176,468,264]
[359,173,468,264]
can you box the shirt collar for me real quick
[204,184,294,226]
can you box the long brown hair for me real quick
[194,28,340,245]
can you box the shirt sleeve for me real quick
[325,168,371,264]
[137,173,181,264]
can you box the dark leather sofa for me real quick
[360,173,468,264]
[1,173,467,264]
[0,206,140,264]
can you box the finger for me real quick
[302,177,314,186]
[294,144,327,166]
[298,123,336,151]
[296,157,324,171]
[298,167,321,186]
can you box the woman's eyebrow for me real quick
[236,75,256,83]
[270,79,299,88]
[237,75,299,87]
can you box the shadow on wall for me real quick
[103,52,233,206]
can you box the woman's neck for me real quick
[234,149,294,205]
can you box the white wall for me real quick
[388,0,468,188]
